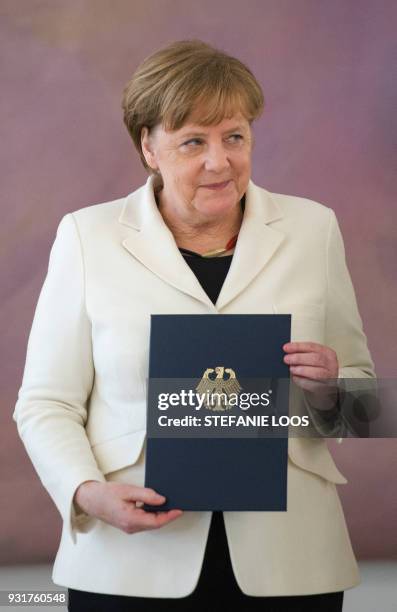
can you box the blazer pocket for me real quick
[288,438,348,484]
[91,429,146,475]
[274,302,325,344]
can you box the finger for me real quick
[134,509,183,530]
[289,366,329,380]
[284,352,326,367]
[299,380,337,393]
[155,509,184,520]
[123,486,166,505]
[292,376,333,393]
[283,342,324,353]
[151,510,184,528]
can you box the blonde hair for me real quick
[121,39,265,171]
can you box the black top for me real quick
[181,254,233,304]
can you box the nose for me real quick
[204,142,230,173]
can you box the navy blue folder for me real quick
[143,314,291,512]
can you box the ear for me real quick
[141,126,159,172]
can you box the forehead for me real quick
[185,115,248,131]
[162,113,250,138]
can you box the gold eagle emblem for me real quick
[195,366,242,412]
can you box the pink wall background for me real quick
[1,1,396,563]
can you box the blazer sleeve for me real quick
[12,213,106,545]
[305,208,377,443]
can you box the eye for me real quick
[182,138,203,147]
[227,134,243,142]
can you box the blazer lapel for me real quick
[119,175,215,310]
[119,175,285,311]
[215,180,285,310]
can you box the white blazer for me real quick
[13,175,375,597]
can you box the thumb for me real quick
[122,485,166,505]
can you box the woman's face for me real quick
[141,112,253,221]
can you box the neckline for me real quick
[180,250,233,260]
[179,246,235,259]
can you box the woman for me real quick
[13,40,375,611]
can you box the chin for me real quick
[198,186,240,212]
[199,197,238,216]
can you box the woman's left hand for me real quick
[283,341,339,410]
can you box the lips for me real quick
[202,180,231,189]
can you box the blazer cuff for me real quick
[303,377,346,441]
[62,471,106,545]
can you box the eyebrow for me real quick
[179,125,246,139]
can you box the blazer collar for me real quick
[118,174,285,311]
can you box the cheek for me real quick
[233,157,251,194]
[234,153,251,179]
[176,164,201,191]
[161,161,190,188]
[241,148,252,168]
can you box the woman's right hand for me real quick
[73,480,184,534]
